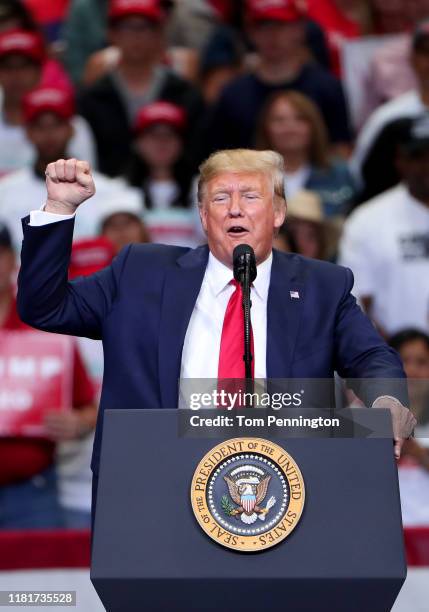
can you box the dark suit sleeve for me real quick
[333,267,408,406]
[17,215,131,340]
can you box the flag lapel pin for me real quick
[290,290,300,299]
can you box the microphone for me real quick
[232,245,256,385]
[233,244,257,285]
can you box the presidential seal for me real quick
[190,438,305,552]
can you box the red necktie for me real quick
[218,280,254,379]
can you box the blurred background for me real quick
[0,0,428,609]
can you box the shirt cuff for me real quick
[29,207,76,226]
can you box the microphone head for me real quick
[233,244,257,283]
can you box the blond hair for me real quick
[197,148,286,208]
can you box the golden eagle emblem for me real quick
[223,465,277,525]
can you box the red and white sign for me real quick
[0,330,73,436]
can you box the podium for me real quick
[91,409,406,612]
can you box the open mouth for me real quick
[227,226,248,236]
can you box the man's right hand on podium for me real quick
[44,158,95,215]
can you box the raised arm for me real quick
[17,159,131,339]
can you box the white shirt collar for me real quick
[206,251,273,301]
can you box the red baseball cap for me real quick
[108,0,167,22]
[134,101,187,134]
[246,0,302,23]
[22,87,75,123]
[0,29,45,63]
[69,237,115,280]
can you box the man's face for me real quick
[0,246,15,293]
[25,113,73,162]
[109,16,164,65]
[396,148,429,202]
[0,54,40,103]
[199,171,286,267]
[248,20,304,63]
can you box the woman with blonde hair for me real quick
[256,90,356,218]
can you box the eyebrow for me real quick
[211,185,262,194]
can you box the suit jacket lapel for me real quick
[267,250,304,379]
[158,245,209,407]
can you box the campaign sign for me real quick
[0,330,73,436]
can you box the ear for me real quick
[199,204,208,234]
[274,200,287,230]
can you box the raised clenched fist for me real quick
[44,158,96,215]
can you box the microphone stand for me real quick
[241,256,254,399]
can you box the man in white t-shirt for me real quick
[0,86,141,253]
[350,19,429,187]
[340,114,429,336]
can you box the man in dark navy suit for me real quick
[17,149,416,490]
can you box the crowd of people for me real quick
[0,0,429,529]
